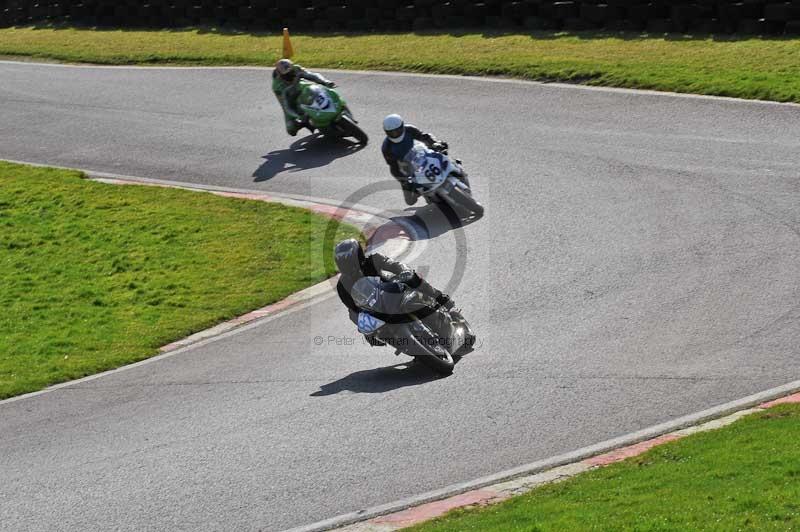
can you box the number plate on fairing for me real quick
[306,86,333,111]
[357,312,386,334]
[411,154,447,186]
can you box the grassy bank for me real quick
[412,403,800,531]
[0,161,359,399]
[1,26,799,102]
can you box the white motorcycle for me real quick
[400,142,484,217]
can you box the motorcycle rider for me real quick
[273,58,336,136]
[381,114,450,206]
[334,239,460,344]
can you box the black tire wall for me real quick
[3,1,800,35]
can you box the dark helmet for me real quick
[334,238,365,277]
[275,58,297,82]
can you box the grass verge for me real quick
[411,404,800,531]
[0,161,360,399]
[1,26,799,102]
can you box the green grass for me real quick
[0,161,360,399]
[411,404,800,531]
[1,26,800,102]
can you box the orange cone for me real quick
[282,27,294,59]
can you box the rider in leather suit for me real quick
[334,239,453,319]
[333,239,461,348]
[380,114,449,206]
[272,58,336,136]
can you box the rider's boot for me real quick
[402,186,419,206]
[300,117,316,134]
[286,119,303,137]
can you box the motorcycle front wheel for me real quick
[335,115,369,145]
[405,332,454,376]
[448,186,484,217]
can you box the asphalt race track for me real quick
[1,61,799,531]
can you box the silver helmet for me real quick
[334,238,365,278]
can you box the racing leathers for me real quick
[272,65,335,136]
[336,252,453,344]
[381,125,445,205]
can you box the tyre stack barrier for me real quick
[3,1,800,36]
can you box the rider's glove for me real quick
[394,270,415,284]
[432,141,448,152]
[325,81,337,88]
[436,293,455,310]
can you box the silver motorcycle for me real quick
[351,276,475,375]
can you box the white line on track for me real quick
[0,283,325,407]
[2,64,798,530]
[0,159,421,408]
[1,59,798,108]
[288,379,800,532]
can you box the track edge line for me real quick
[286,379,800,532]
[0,159,416,407]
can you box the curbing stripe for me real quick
[671,407,763,438]
[88,175,413,356]
[0,285,325,407]
[760,393,800,408]
[0,162,417,407]
[2,66,798,523]
[2,158,425,261]
[3,168,798,532]
[583,434,681,467]
[328,392,800,531]
[489,461,593,496]
[0,157,402,221]
[291,386,800,532]
[370,490,505,527]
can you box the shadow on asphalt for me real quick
[390,202,483,241]
[309,362,447,396]
[252,133,365,181]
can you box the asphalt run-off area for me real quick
[1,61,799,531]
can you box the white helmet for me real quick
[383,114,405,143]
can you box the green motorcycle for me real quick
[296,81,368,145]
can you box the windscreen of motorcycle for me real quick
[351,276,382,310]
[403,143,448,188]
[351,276,407,315]
[401,288,434,314]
